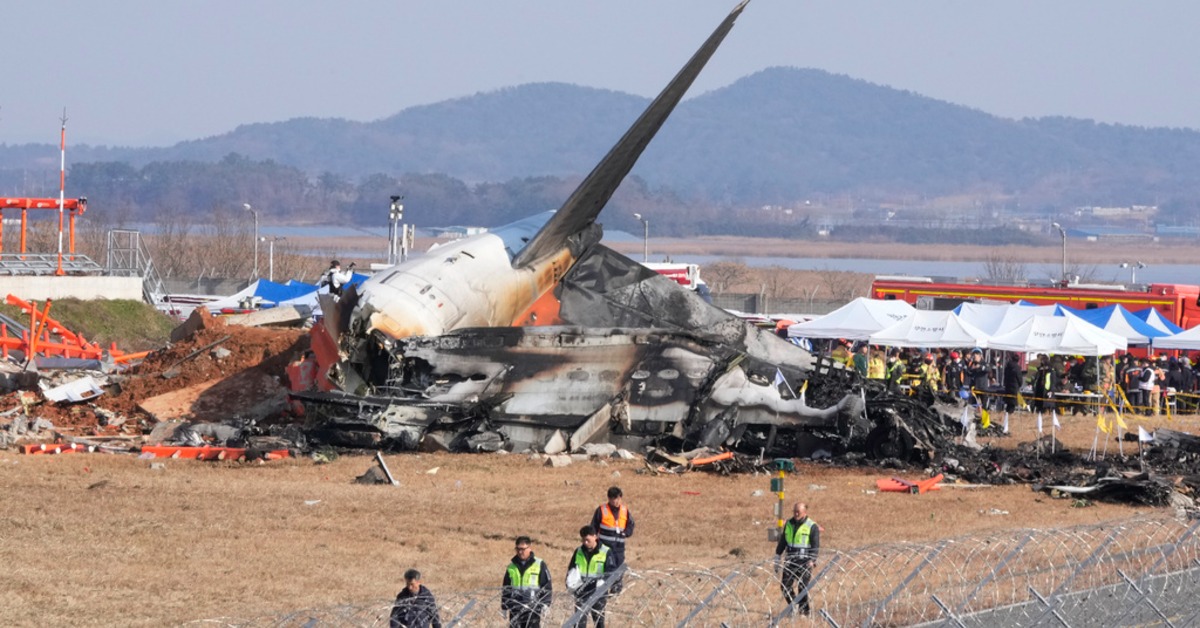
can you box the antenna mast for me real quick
[56,109,67,276]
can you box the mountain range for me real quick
[4,67,1200,228]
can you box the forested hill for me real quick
[4,67,1200,228]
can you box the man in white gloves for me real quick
[566,526,617,628]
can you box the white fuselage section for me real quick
[351,212,572,340]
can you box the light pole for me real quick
[261,236,285,282]
[1119,261,1146,284]
[1051,222,1067,284]
[633,213,649,262]
[243,203,259,279]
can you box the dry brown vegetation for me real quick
[607,236,1200,266]
[4,407,1194,626]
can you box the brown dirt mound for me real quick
[10,310,310,432]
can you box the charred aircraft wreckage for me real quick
[295,1,955,460]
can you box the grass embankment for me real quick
[0,298,174,352]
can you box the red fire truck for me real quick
[870,276,1200,329]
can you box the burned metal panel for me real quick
[556,245,818,378]
[397,326,723,428]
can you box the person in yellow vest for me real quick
[867,349,886,381]
[590,486,635,594]
[502,536,552,628]
[774,502,821,616]
[830,339,852,366]
[565,526,617,628]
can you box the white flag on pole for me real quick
[960,406,972,428]
[773,368,786,388]
[1052,411,1061,430]
[1138,426,1155,443]
[1003,411,1010,434]
[1036,412,1043,434]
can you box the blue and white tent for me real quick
[1130,307,1184,335]
[1058,304,1167,346]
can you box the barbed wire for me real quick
[191,516,1200,627]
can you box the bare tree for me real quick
[982,251,1028,283]
[703,260,751,294]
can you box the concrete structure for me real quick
[0,276,143,301]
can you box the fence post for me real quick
[445,598,476,628]
[676,569,743,628]
[954,530,1035,615]
[561,563,627,628]
[768,553,843,627]
[1026,585,1070,628]
[930,594,966,628]
[861,540,948,628]
[1108,520,1200,627]
[1026,526,1121,626]
[1115,568,1175,627]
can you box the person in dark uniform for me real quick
[590,487,634,594]
[566,526,617,628]
[774,502,821,615]
[389,568,442,628]
[502,536,552,628]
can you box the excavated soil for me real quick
[5,310,309,433]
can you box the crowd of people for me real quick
[821,338,1200,416]
[390,487,634,628]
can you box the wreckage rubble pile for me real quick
[0,309,309,449]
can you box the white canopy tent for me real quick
[987,314,1127,356]
[1151,325,1200,351]
[787,297,915,341]
[869,310,991,348]
[955,302,1066,336]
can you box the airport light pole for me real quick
[1051,222,1067,284]
[262,236,285,282]
[244,203,259,279]
[1119,261,1146,284]
[633,213,649,262]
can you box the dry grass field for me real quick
[3,405,1196,626]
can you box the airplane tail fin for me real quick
[512,0,751,268]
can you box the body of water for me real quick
[671,255,1197,286]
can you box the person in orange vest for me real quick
[774,501,821,616]
[590,486,635,594]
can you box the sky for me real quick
[4,1,1198,147]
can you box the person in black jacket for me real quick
[390,569,442,628]
[502,536,553,628]
[1003,353,1024,413]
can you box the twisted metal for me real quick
[192,517,1200,627]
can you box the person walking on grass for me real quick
[389,568,441,628]
[591,486,635,594]
[502,536,552,628]
[775,502,821,616]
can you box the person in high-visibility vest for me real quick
[774,502,821,616]
[566,526,617,628]
[590,486,635,594]
[502,536,553,628]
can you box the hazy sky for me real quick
[4,1,1197,146]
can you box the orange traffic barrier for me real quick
[139,446,291,461]
[20,442,89,455]
[876,473,944,495]
[691,451,735,466]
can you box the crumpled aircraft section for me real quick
[300,244,870,456]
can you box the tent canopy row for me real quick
[784,298,1196,355]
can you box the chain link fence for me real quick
[192,517,1200,627]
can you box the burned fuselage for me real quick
[302,324,863,454]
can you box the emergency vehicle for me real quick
[871,275,1200,329]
